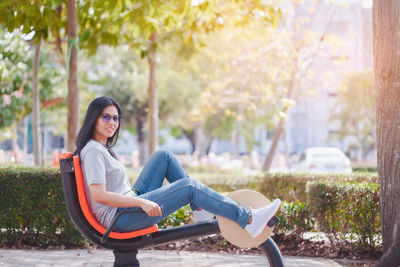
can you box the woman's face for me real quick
[93,105,120,143]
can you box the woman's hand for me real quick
[88,184,163,216]
[140,199,163,217]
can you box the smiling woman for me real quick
[73,96,281,238]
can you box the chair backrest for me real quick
[71,155,158,239]
[58,152,158,249]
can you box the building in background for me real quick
[285,0,374,161]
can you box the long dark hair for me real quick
[74,96,122,158]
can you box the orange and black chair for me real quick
[59,152,283,267]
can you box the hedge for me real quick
[306,181,381,254]
[352,166,378,173]
[0,166,85,248]
[200,172,378,204]
[0,166,381,254]
[0,167,202,248]
[259,172,378,202]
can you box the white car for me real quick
[293,147,352,174]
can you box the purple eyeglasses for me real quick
[101,113,120,123]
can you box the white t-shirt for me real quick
[81,139,135,228]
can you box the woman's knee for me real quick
[178,178,200,189]
[151,149,173,160]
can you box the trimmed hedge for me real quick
[0,166,85,248]
[196,171,381,254]
[0,166,382,255]
[306,181,381,254]
[188,170,261,190]
[259,172,378,203]
[352,166,378,173]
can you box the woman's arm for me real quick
[89,184,162,217]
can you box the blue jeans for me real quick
[115,149,251,232]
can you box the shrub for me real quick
[259,172,378,203]
[274,200,315,238]
[193,172,261,193]
[158,205,192,229]
[352,165,378,173]
[0,166,85,248]
[306,181,381,254]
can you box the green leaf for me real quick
[79,29,91,43]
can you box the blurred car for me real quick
[292,147,352,174]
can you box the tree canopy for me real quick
[0,30,64,132]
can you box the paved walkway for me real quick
[0,249,377,267]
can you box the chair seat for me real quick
[59,152,159,240]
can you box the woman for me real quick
[74,96,280,238]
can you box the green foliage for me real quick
[0,0,283,154]
[0,30,66,134]
[89,45,149,127]
[0,0,281,56]
[0,166,85,248]
[184,23,281,145]
[329,69,376,160]
[275,200,315,238]
[259,172,378,202]
[157,205,191,229]
[77,0,281,55]
[194,170,381,254]
[352,165,378,173]
[0,31,32,129]
[306,181,381,254]
[0,0,65,43]
[87,44,203,136]
[188,169,262,193]
[184,0,282,48]
[77,0,125,54]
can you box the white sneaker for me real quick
[245,199,281,238]
[193,209,215,222]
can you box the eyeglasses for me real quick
[101,114,120,124]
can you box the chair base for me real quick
[113,249,139,267]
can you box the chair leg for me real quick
[113,249,139,267]
[259,238,284,267]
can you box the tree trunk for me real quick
[284,127,291,169]
[32,40,42,166]
[199,113,223,156]
[182,129,196,154]
[233,104,243,157]
[376,211,400,267]
[136,115,146,165]
[262,68,295,171]
[373,1,400,264]
[262,119,285,171]
[205,137,213,155]
[147,32,158,156]
[198,134,209,157]
[23,116,28,155]
[11,127,20,164]
[66,0,79,152]
[361,143,374,162]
